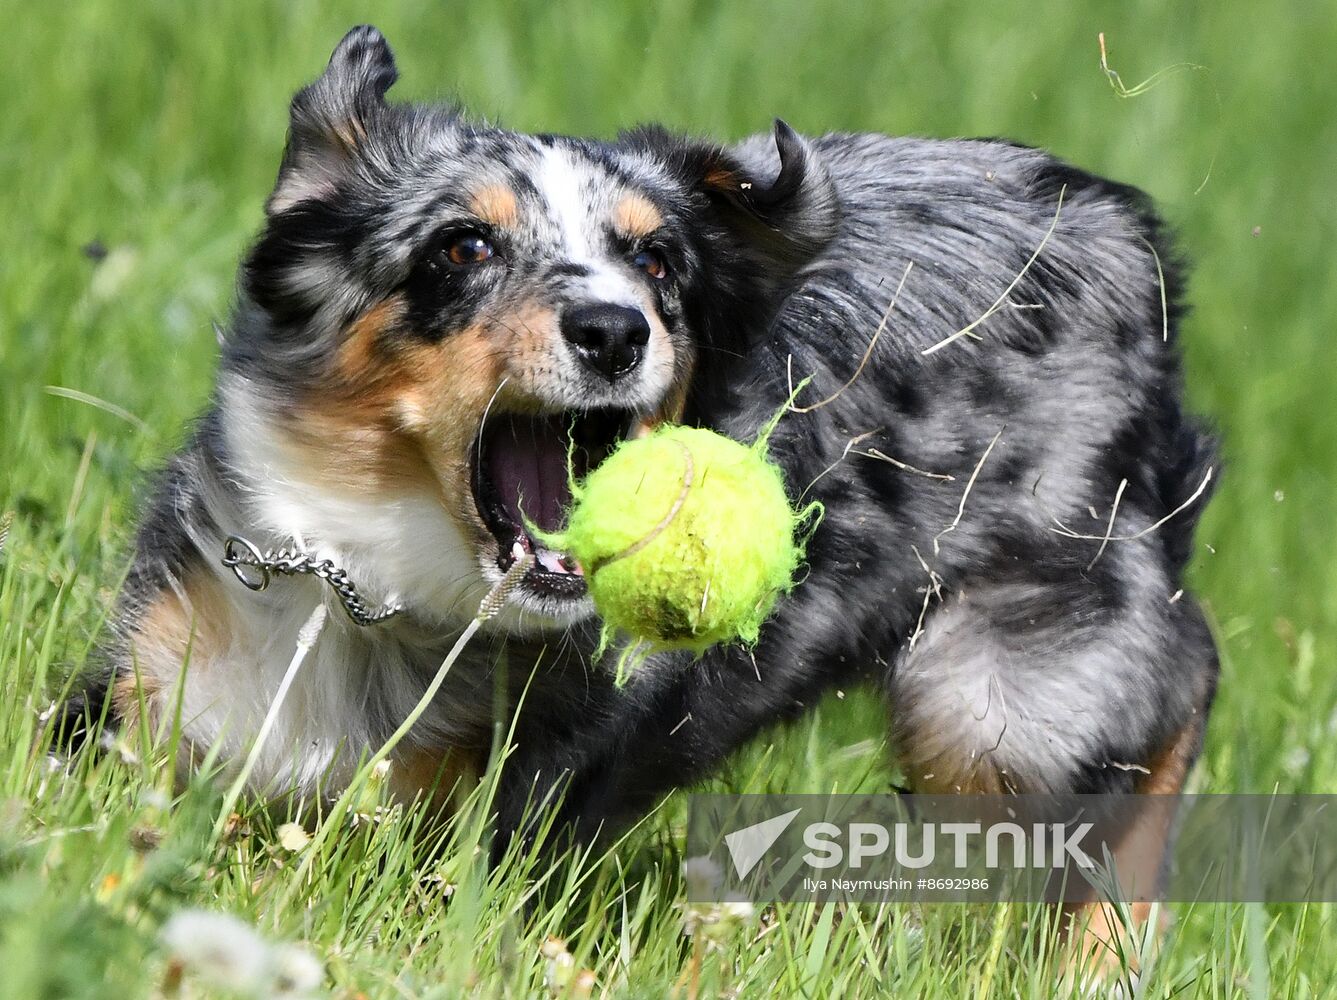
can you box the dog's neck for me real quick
[212,374,491,632]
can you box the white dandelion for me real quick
[160,909,325,998]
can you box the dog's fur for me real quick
[77,26,1218,906]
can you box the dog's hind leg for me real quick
[888,561,1217,978]
[1058,712,1206,982]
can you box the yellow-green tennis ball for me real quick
[559,424,804,657]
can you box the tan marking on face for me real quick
[628,352,693,440]
[275,298,447,501]
[391,324,512,541]
[335,297,402,387]
[612,193,663,240]
[290,296,528,544]
[468,184,520,229]
[290,293,690,550]
[656,336,693,424]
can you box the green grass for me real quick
[2,0,1335,996]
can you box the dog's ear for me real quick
[709,120,840,259]
[268,26,399,214]
[628,120,839,266]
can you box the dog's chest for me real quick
[176,578,510,798]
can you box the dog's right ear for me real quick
[268,26,398,214]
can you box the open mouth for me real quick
[471,409,636,599]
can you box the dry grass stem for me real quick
[44,385,151,434]
[1138,235,1170,342]
[1086,478,1128,571]
[933,428,1005,556]
[856,448,955,482]
[921,190,1066,356]
[1050,467,1214,544]
[788,262,914,413]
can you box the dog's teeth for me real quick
[533,548,583,576]
[511,540,527,564]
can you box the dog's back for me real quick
[551,129,1219,818]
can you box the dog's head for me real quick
[226,26,837,628]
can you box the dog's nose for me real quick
[560,304,650,382]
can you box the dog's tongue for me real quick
[486,414,573,535]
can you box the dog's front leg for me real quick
[490,626,860,862]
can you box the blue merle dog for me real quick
[73,25,1217,958]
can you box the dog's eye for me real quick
[632,249,668,281]
[443,231,495,268]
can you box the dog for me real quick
[73,24,1217,958]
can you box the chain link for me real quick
[221,534,402,627]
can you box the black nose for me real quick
[560,304,650,382]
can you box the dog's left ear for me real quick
[268,25,399,214]
[629,120,839,267]
[711,120,840,260]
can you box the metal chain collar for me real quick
[221,534,402,627]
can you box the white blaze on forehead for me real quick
[534,145,594,258]
[534,144,640,308]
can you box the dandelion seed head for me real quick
[682,855,723,897]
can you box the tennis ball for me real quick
[552,424,812,670]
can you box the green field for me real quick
[2,1,1335,996]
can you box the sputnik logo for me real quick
[724,808,803,879]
